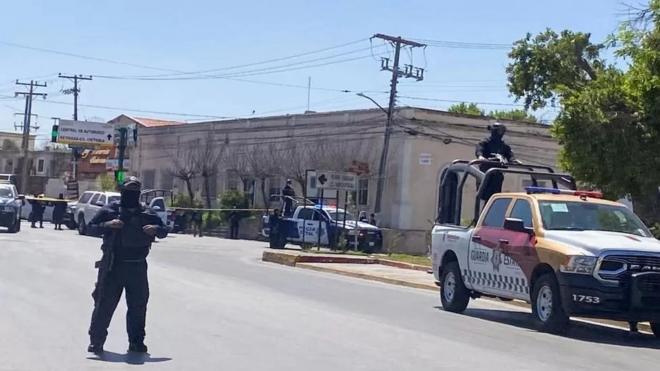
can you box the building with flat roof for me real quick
[131,107,560,241]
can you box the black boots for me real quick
[128,342,148,353]
[87,343,104,354]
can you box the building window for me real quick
[268,176,282,202]
[3,159,12,173]
[226,170,240,191]
[36,159,45,175]
[357,178,369,205]
[159,170,173,190]
[142,170,155,189]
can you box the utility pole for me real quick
[371,34,425,215]
[58,73,92,121]
[15,80,47,194]
[59,73,92,180]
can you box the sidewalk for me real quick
[262,249,653,333]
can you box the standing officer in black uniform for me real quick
[281,179,296,217]
[87,177,168,354]
[475,122,520,201]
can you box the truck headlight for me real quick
[560,256,598,275]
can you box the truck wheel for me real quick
[77,215,86,235]
[8,218,19,233]
[531,273,569,334]
[440,261,470,313]
[651,322,660,338]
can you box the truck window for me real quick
[482,198,511,227]
[89,194,101,205]
[297,208,316,220]
[98,195,107,205]
[152,198,166,210]
[78,192,93,204]
[510,199,533,228]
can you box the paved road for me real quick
[0,222,658,371]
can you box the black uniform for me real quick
[87,192,167,351]
[282,184,296,217]
[269,211,282,249]
[229,210,240,239]
[475,127,516,201]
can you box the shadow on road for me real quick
[435,306,660,349]
[87,351,172,365]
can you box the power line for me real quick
[412,38,511,50]
[398,95,524,107]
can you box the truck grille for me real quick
[637,274,660,294]
[597,254,660,281]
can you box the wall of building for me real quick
[134,107,561,232]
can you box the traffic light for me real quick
[51,124,59,143]
[114,170,125,184]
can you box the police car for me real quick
[262,205,382,252]
[0,181,24,233]
[432,159,660,336]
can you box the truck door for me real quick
[467,197,511,295]
[503,199,538,300]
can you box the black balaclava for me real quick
[120,176,142,209]
[490,124,506,141]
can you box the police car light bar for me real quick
[524,186,603,198]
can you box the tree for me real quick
[447,102,484,116]
[1,139,20,152]
[489,109,538,123]
[168,140,199,203]
[245,143,281,210]
[506,1,660,225]
[194,137,225,208]
[98,173,116,191]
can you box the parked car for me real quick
[76,190,170,235]
[0,181,24,233]
[262,205,382,252]
[75,191,121,235]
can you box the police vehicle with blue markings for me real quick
[0,180,24,233]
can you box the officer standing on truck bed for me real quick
[281,179,296,217]
[87,177,168,355]
[475,122,520,201]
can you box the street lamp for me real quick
[356,92,392,217]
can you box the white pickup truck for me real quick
[262,205,382,252]
[432,159,660,336]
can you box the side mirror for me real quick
[503,218,533,235]
[17,194,25,200]
[95,201,105,207]
[152,206,162,212]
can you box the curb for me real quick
[262,251,653,334]
[296,263,438,291]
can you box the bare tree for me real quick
[245,143,282,210]
[194,137,225,208]
[225,148,253,195]
[168,140,199,203]
[278,140,311,193]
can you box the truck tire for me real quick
[440,261,470,313]
[77,215,86,235]
[531,273,569,334]
[8,218,19,233]
[651,322,660,338]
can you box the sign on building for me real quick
[57,120,114,147]
[316,171,358,191]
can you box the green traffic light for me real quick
[115,170,125,184]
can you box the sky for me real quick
[0,0,631,146]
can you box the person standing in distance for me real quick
[281,179,296,217]
[475,122,520,201]
[87,177,168,354]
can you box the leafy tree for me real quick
[98,173,116,191]
[447,102,484,116]
[506,1,660,225]
[219,190,250,221]
[489,109,538,123]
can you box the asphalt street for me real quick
[0,222,658,371]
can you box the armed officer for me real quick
[87,177,168,354]
[281,179,296,217]
[475,122,520,201]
